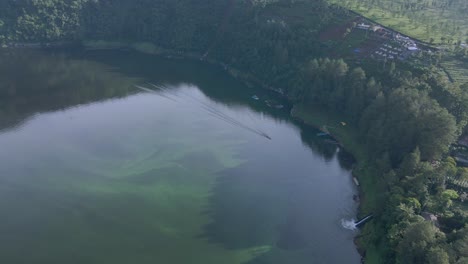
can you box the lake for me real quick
[0,49,360,263]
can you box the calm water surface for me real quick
[0,49,360,263]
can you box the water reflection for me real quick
[299,126,356,170]
[0,50,137,132]
[83,50,355,165]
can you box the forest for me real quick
[0,0,468,263]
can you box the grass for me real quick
[291,104,385,264]
[334,29,370,58]
[82,40,129,49]
[291,105,365,166]
[441,56,468,84]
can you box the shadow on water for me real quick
[80,49,292,119]
[0,48,289,133]
[336,148,357,171]
[0,49,137,132]
[199,152,356,263]
[298,126,338,162]
[299,125,356,170]
[199,161,316,250]
[199,165,283,250]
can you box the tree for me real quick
[426,247,449,264]
[389,61,396,74]
[399,148,421,178]
[397,221,445,264]
[9,0,90,41]
[456,258,468,264]
[442,189,459,200]
[434,190,459,214]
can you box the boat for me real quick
[274,104,284,109]
[353,177,360,186]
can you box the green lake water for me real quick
[0,49,360,264]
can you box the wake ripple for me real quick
[341,218,357,231]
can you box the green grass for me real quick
[334,29,370,58]
[82,40,129,49]
[291,105,365,163]
[83,40,166,55]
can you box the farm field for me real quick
[441,57,468,85]
[328,0,468,45]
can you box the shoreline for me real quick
[81,40,288,97]
[290,104,379,263]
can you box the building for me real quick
[356,23,371,30]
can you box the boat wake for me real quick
[341,214,373,231]
[134,83,272,140]
[341,218,357,231]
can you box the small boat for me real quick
[324,139,339,144]
[274,104,284,109]
[317,132,329,137]
[251,95,259,100]
[353,177,360,186]
[265,99,277,106]
[260,132,272,140]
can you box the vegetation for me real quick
[328,0,468,45]
[0,0,89,42]
[441,55,468,85]
[0,0,467,263]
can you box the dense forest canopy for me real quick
[0,0,467,263]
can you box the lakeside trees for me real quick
[298,58,459,164]
[1,0,89,41]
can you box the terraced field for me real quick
[328,0,468,45]
[441,57,468,85]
